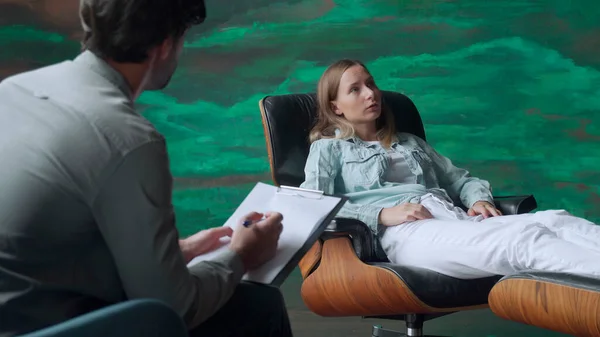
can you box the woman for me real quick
[300,59,600,280]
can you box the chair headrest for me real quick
[259,91,426,187]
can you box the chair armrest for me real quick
[322,218,376,262]
[493,195,538,215]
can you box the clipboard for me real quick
[187,182,347,287]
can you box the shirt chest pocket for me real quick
[341,150,385,186]
[410,149,432,166]
[408,148,438,185]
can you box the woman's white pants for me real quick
[379,193,600,279]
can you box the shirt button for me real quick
[33,91,49,99]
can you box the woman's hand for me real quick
[467,201,502,218]
[379,203,433,227]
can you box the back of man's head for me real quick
[79,0,206,64]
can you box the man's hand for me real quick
[179,227,233,263]
[379,203,434,227]
[467,201,502,218]
[229,211,283,272]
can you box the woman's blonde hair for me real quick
[309,59,396,148]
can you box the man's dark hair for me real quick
[79,0,206,63]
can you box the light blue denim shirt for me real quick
[299,132,494,233]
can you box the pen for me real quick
[242,216,266,227]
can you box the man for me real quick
[0,0,292,336]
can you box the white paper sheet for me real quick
[187,182,343,285]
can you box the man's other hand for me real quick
[179,226,233,263]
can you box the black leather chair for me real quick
[259,91,538,337]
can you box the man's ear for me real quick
[331,101,343,116]
[157,37,175,61]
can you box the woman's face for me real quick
[331,65,381,124]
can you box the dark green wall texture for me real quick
[1,0,599,237]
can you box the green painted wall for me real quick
[1,0,599,237]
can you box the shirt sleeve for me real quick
[91,139,244,329]
[299,140,383,231]
[414,136,494,208]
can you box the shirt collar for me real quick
[336,128,401,148]
[335,129,368,146]
[73,50,132,99]
[348,135,373,147]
